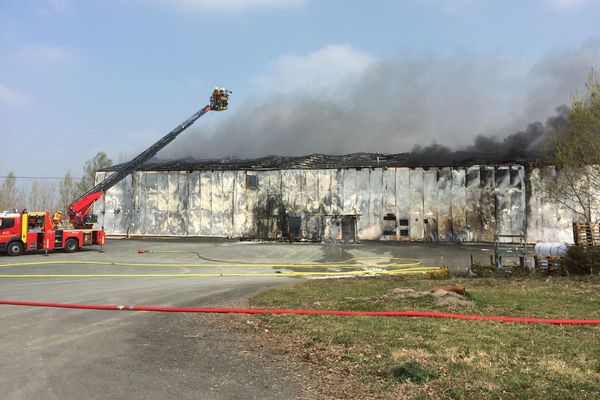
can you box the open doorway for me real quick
[341,216,357,242]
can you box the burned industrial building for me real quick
[95,153,583,243]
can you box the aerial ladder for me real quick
[67,88,230,229]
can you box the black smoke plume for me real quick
[407,105,569,164]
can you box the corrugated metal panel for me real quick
[409,168,424,240]
[98,164,583,244]
[359,169,382,240]
[318,169,332,215]
[145,172,159,235]
[464,166,482,241]
[451,168,469,241]
[356,170,370,236]
[395,168,410,239]
[509,166,525,236]
[381,168,397,240]
[104,171,118,234]
[331,169,343,215]
[232,171,247,237]
[210,171,225,237]
[437,168,453,242]
[423,169,438,242]
[495,167,512,240]
[198,171,212,236]
[221,171,235,236]
[187,171,202,236]
[342,169,357,215]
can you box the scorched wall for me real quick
[94,164,578,243]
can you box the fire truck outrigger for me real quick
[0,88,229,256]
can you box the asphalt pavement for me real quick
[0,238,486,399]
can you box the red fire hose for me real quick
[1,300,599,325]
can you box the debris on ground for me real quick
[433,285,466,295]
[380,286,475,308]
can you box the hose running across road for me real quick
[1,300,599,325]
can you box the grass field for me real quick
[250,275,600,399]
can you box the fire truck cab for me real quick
[0,211,105,256]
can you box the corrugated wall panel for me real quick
[164,172,185,236]
[178,172,189,235]
[464,166,483,241]
[423,169,438,242]
[144,172,159,235]
[395,168,410,238]
[130,172,143,235]
[451,168,468,241]
[509,166,526,236]
[381,168,397,240]
[479,166,496,242]
[331,169,343,215]
[318,169,332,215]
[382,169,396,214]
[437,168,453,241]
[232,171,247,237]
[286,170,305,212]
[342,169,357,215]
[495,167,512,239]
[198,171,212,236]
[356,170,370,237]
[154,173,169,235]
[103,172,118,234]
[540,167,559,242]
[360,169,383,240]
[210,171,225,237]
[305,170,320,213]
[187,171,202,236]
[97,164,585,243]
[221,171,235,236]
[409,168,424,240]
[527,168,543,242]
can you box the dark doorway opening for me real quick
[341,216,357,242]
[288,216,301,239]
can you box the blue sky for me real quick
[1,0,600,178]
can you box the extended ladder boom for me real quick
[68,100,219,228]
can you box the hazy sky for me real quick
[1,0,600,178]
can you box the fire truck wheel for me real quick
[7,241,24,256]
[64,238,79,253]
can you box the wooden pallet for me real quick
[533,256,562,270]
[573,223,600,247]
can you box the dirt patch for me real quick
[381,287,476,308]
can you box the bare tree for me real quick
[28,179,57,211]
[76,151,113,195]
[543,69,600,224]
[0,172,26,211]
[58,171,78,212]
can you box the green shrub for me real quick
[562,246,600,275]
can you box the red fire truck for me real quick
[0,89,229,256]
[0,211,105,256]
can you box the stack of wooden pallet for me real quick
[573,223,600,247]
[533,255,562,271]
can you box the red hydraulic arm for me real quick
[67,91,229,229]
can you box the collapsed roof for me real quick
[101,152,537,172]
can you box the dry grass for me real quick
[249,275,600,399]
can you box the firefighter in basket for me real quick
[210,87,231,111]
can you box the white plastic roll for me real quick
[534,242,569,257]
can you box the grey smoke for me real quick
[407,105,569,164]
[161,41,600,161]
